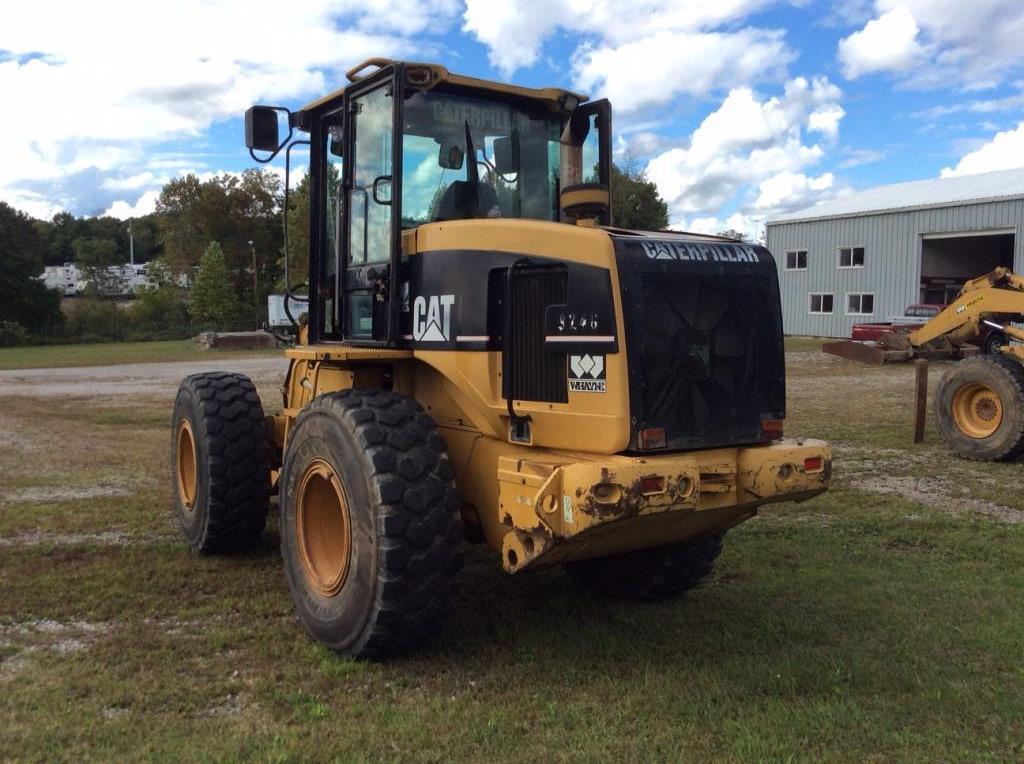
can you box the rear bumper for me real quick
[497,438,831,572]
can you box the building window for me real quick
[838,246,865,268]
[847,293,874,315]
[809,293,834,314]
[785,250,808,270]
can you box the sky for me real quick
[3,0,1024,239]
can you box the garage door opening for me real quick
[920,230,1015,304]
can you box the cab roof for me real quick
[301,57,588,115]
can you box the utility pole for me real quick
[249,239,259,329]
[127,219,135,266]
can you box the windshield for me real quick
[401,90,563,227]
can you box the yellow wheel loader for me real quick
[170,59,832,658]
[825,267,1024,461]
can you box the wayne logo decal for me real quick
[568,354,606,393]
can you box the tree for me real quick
[610,157,669,231]
[72,236,121,295]
[716,228,751,242]
[190,242,241,326]
[157,169,283,305]
[0,201,63,337]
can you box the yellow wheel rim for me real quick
[951,382,1003,439]
[175,419,198,511]
[295,459,352,598]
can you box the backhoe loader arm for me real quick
[906,267,1024,347]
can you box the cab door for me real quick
[342,72,398,342]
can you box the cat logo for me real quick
[413,294,455,342]
[568,354,606,393]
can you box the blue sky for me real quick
[2,0,1024,239]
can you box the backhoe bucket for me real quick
[822,341,912,364]
[822,340,978,364]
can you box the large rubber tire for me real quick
[934,354,1024,462]
[564,534,724,601]
[170,372,270,553]
[279,389,463,659]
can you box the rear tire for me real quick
[564,534,724,601]
[170,372,270,553]
[934,355,1024,461]
[279,389,463,659]
[983,331,1007,355]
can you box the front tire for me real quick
[279,389,463,659]
[170,372,270,553]
[934,355,1024,461]
[564,534,724,601]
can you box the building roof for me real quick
[768,167,1024,225]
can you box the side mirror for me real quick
[439,142,464,170]
[493,136,517,174]
[245,106,281,153]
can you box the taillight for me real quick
[639,427,667,449]
[803,456,823,472]
[761,417,784,441]
[640,475,665,495]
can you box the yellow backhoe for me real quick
[825,266,1024,460]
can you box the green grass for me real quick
[0,339,278,370]
[1,351,1023,761]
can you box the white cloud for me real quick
[0,0,458,217]
[574,28,793,113]
[838,1,1024,88]
[463,0,778,77]
[463,0,794,112]
[838,5,923,79]
[940,121,1024,177]
[103,190,161,220]
[101,172,158,191]
[645,76,844,224]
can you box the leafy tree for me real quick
[278,163,340,293]
[190,241,241,325]
[609,157,669,231]
[157,169,282,304]
[716,228,751,242]
[72,236,121,295]
[0,201,63,336]
[129,285,190,339]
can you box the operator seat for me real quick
[434,181,498,221]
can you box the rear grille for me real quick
[502,265,568,404]
[636,271,784,450]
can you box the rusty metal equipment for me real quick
[825,267,1024,461]
[823,267,1024,364]
[168,58,832,659]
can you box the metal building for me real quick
[766,167,1024,337]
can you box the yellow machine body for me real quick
[270,218,831,573]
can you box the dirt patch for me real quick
[859,475,1024,524]
[0,356,287,399]
[2,484,133,504]
[0,619,112,681]
[0,530,169,547]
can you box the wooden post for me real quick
[913,358,928,444]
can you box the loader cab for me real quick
[246,59,611,347]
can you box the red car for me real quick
[851,304,1006,354]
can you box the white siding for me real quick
[767,198,1024,337]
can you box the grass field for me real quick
[0,339,279,371]
[1,346,1022,761]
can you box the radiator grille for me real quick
[503,265,568,404]
[637,271,783,449]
